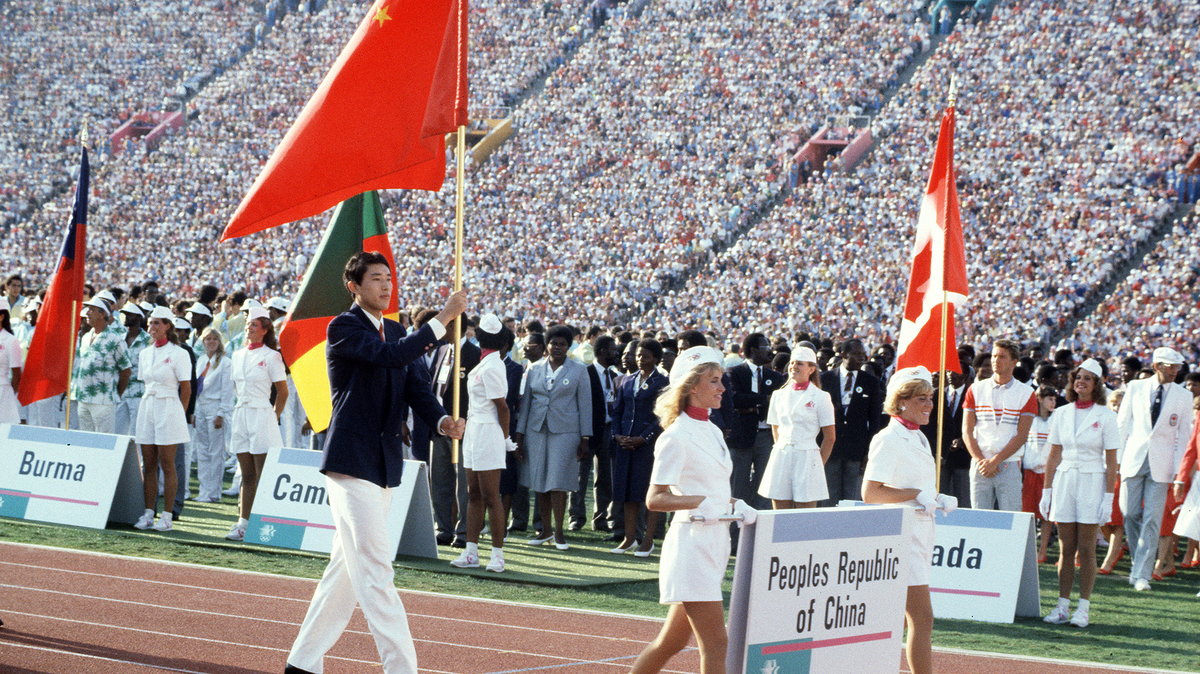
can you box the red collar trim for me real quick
[792,381,810,391]
[685,406,710,421]
[481,348,498,359]
[893,415,920,431]
[248,342,264,350]
[154,338,168,347]
[1075,400,1095,410]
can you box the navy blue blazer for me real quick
[503,355,523,436]
[727,362,785,449]
[611,370,669,444]
[321,304,447,488]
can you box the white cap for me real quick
[82,297,111,315]
[241,298,263,312]
[478,313,502,335]
[887,366,933,398]
[187,302,212,317]
[265,296,289,312]
[147,306,175,321]
[119,302,144,318]
[0,297,8,312]
[173,317,192,331]
[94,289,117,306]
[1152,347,1185,365]
[669,346,724,387]
[26,296,42,311]
[1078,358,1103,379]
[246,307,271,323]
[138,301,155,313]
[790,346,817,364]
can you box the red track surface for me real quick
[0,542,1145,673]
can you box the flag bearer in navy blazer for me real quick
[286,252,467,674]
[727,332,784,509]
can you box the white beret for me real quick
[1078,358,1103,379]
[478,313,502,335]
[669,346,724,387]
[790,346,817,364]
[265,296,289,312]
[1152,347,1184,365]
[147,306,175,321]
[241,298,263,312]
[93,289,117,305]
[887,366,933,398]
[173,317,192,331]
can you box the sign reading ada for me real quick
[246,447,436,559]
[0,423,143,528]
[727,506,912,674]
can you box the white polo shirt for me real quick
[963,376,1038,462]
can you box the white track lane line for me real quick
[0,640,206,673]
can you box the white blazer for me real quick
[1117,377,1193,482]
[1047,404,1120,474]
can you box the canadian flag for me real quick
[895,105,969,373]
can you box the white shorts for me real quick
[758,446,828,502]
[461,418,506,472]
[231,405,283,455]
[1050,470,1107,524]
[908,512,935,586]
[135,396,190,446]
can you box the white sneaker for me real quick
[225,524,246,541]
[1134,578,1151,592]
[1069,607,1089,627]
[152,513,173,532]
[486,556,505,573]
[450,551,479,568]
[1043,606,1070,624]
[134,512,155,530]
[222,487,240,496]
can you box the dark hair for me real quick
[0,309,10,334]
[586,325,603,339]
[993,339,1020,360]
[4,274,21,286]
[616,330,634,345]
[414,308,439,327]
[1035,385,1058,399]
[343,251,390,287]
[525,332,546,347]
[1184,372,1200,385]
[677,329,706,349]
[1065,367,1106,404]
[1121,356,1143,370]
[741,332,767,354]
[972,352,991,370]
[525,319,544,334]
[1012,365,1030,384]
[594,335,617,354]
[477,325,513,351]
[636,338,664,362]
[252,316,279,351]
[231,290,248,306]
[838,338,865,355]
[545,324,573,346]
[107,286,125,302]
[771,352,790,372]
[198,284,219,305]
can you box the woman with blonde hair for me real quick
[862,366,957,674]
[193,327,233,503]
[631,346,757,674]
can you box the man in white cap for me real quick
[70,297,132,433]
[1117,346,1193,591]
[114,302,151,436]
[185,301,213,352]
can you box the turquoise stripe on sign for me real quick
[772,508,903,543]
[279,447,323,467]
[7,425,117,450]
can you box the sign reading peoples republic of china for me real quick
[727,506,911,674]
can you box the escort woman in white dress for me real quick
[225,307,287,542]
[132,307,193,532]
[862,366,957,674]
[0,298,22,425]
[759,346,835,508]
[1039,359,1119,628]
[450,314,515,573]
[193,327,234,503]
[631,346,757,674]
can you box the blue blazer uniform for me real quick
[321,304,448,488]
[610,370,669,503]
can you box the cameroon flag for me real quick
[278,191,398,432]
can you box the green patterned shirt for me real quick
[122,329,152,399]
[70,327,133,404]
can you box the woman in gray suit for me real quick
[516,324,592,550]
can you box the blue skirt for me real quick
[610,439,654,503]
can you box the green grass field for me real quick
[2,492,1198,672]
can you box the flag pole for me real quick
[64,120,90,431]
[934,76,957,489]
[450,125,466,464]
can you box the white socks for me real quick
[492,547,504,560]
[237,517,248,527]
[1057,597,1070,611]
[1077,598,1090,612]
[143,508,155,518]
[466,542,478,556]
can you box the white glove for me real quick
[1038,488,1053,521]
[1097,491,1114,525]
[691,496,728,523]
[732,499,758,527]
[935,493,958,514]
[915,489,938,513]
[505,437,518,453]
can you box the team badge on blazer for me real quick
[1170,414,1179,427]
[764,378,773,386]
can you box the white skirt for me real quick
[659,520,731,604]
[758,446,828,502]
[462,417,506,471]
[1049,469,1107,524]
[908,512,935,586]
[134,396,190,445]
[1174,480,1200,540]
[231,405,283,455]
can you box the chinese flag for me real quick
[19,148,89,406]
[895,106,969,373]
[221,0,468,241]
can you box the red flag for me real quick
[221,0,468,241]
[895,106,969,373]
[18,148,89,406]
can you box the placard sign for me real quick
[0,423,144,528]
[837,501,1040,623]
[247,447,437,559]
[727,506,912,674]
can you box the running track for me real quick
[0,542,1159,673]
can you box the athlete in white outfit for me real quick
[759,346,835,508]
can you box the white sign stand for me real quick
[246,447,437,559]
[0,424,143,528]
[727,506,912,674]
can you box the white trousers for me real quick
[288,473,416,673]
[76,402,116,434]
[192,404,227,501]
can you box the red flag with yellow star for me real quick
[221,0,467,240]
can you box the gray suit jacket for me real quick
[517,358,593,436]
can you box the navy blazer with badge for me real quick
[611,369,669,444]
[819,368,883,462]
[322,304,448,488]
[727,362,785,449]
